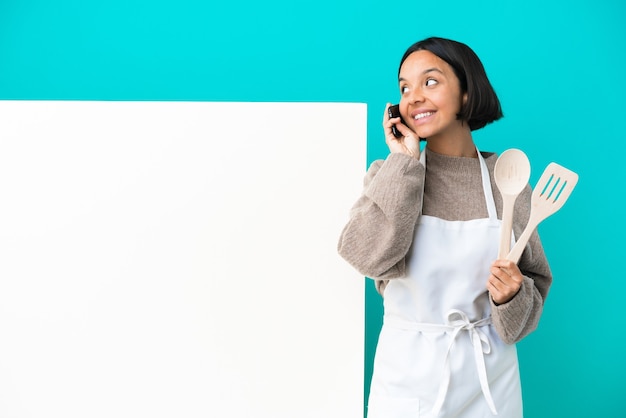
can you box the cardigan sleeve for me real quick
[337,152,424,282]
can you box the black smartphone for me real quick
[387,104,405,138]
[388,104,426,141]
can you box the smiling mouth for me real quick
[414,112,434,120]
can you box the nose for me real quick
[407,86,425,104]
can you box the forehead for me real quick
[399,50,456,79]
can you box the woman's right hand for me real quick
[383,103,421,159]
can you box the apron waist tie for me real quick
[384,309,498,417]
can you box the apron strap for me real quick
[477,150,498,221]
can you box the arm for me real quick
[489,186,553,344]
[337,152,424,281]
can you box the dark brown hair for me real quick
[399,37,503,131]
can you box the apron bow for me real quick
[431,309,498,416]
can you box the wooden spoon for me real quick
[494,149,531,259]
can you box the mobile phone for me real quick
[388,104,426,141]
[388,104,405,138]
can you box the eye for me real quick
[425,78,438,87]
[400,85,409,94]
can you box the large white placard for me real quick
[0,101,366,418]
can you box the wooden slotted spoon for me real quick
[506,162,579,264]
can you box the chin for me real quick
[414,129,434,139]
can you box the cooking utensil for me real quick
[506,162,579,263]
[494,149,531,259]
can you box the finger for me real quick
[386,117,401,127]
[489,271,507,287]
[490,270,522,300]
[492,263,520,281]
[393,121,414,138]
[487,277,515,305]
[493,262,524,286]
[486,277,503,299]
[490,266,507,281]
[384,119,403,144]
[384,122,402,140]
[383,103,392,124]
[487,275,499,291]
[383,108,401,133]
[492,259,516,270]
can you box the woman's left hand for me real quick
[487,260,524,305]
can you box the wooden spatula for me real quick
[506,162,579,264]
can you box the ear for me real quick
[462,92,468,105]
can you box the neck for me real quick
[425,123,476,157]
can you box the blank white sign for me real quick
[0,101,365,418]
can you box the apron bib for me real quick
[367,149,522,418]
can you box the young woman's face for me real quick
[398,50,468,142]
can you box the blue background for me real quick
[1,0,625,416]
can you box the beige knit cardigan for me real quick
[338,149,553,344]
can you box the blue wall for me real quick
[2,0,625,416]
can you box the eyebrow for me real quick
[398,67,445,82]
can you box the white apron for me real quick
[367,149,523,418]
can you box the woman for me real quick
[338,37,552,417]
